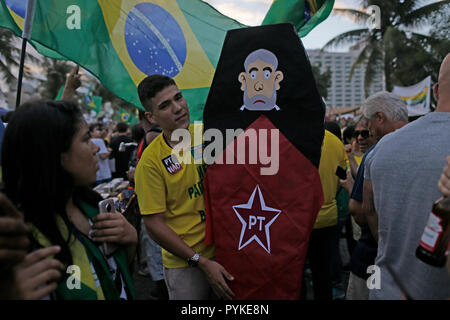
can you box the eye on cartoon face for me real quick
[238,49,284,111]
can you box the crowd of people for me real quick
[0,53,449,300]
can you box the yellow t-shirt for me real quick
[135,124,214,268]
[354,154,363,166]
[314,130,348,229]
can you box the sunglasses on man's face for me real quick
[353,130,370,139]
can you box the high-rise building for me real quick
[307,49,384,109]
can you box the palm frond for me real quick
[0,60,17,83]
[332,8,370,25]
[401,0,450,28]
[410,32,446,48]
[322,28,371,51]
[363,49,382,97]
[348,43,372,82]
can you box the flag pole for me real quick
[15,0,37,109]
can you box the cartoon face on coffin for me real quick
[238,49,284,111]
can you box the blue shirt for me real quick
[349,145,377,279]
[350,145,376,201]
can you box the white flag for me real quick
[392,76,432,117]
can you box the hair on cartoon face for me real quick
[244,49,278,72]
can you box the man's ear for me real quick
[274,71,284,90]
[376,111,386,123]
[433,83,439,102]
[145,111,156,125]
[238,72,247,91]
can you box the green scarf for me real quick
[30,200,136,300]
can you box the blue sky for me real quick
[204,0,440,50]
[204,0,363,49]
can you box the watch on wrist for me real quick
[187,252,200,267]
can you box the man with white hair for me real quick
[341,91,408,300]
[364,54,450,299]
[362,92,409,142]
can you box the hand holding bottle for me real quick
[416,156,450,267]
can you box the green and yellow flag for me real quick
[115,107,130,123]
[129,108,139,125]
[263,0,335,37]
[0,0,333,121]
[84,95,102,114]
[0,0,245,120]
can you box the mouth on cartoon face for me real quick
[250,94,269,105]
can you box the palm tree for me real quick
[0,28,21,83]
[39,58,72,100]
[311,62,332,99]
[322,0,450,95]
[0,28,42,92]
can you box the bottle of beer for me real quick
[416,196,450,267]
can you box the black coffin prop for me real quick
[203,23,325,168]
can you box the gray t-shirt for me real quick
[364,112,450,300]
[92,138,112,181]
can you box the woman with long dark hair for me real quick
[2,100,137,300]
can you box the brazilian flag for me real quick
[115,108,140,124]
[116,107,130,122]
[263,0,335,37]
[0,0,333,121]
[0,0,67,60]
[85,95,102,114]
[129,108,139,125]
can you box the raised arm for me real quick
[60,65,81,100]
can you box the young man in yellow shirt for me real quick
[304,129,348,300]
[134,75,234,300]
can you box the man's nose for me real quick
[254,81,263,91]
[172,101,183,113]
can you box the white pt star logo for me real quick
[232,185,281,253]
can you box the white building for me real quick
[307,49,384,109]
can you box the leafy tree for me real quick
[0,29,20,83]
[38,58,72,100]
[323,0,450,94]
[311,62,332,99]
[0,29,40,85]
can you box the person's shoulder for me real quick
[324,130,343,144]
[365,144,377,156]
[122,135,133,142]
[324,130,345,151]
[140,134,164,163]
[362,144,377,163]
[109,135,119,146]
[375,122,411,152]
